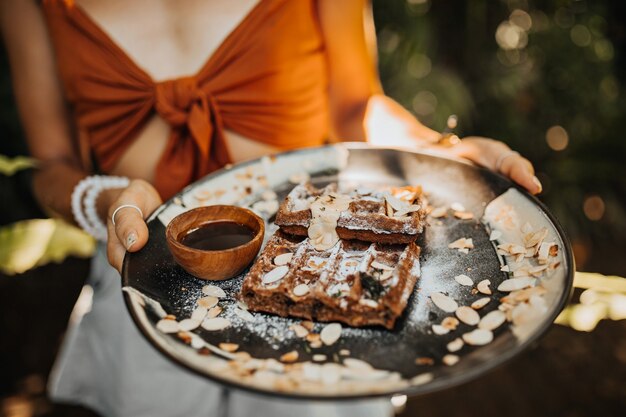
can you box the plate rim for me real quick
[121,143,575,401]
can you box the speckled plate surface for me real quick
[121,143,574,400]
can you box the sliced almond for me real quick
[411,372,434,386]
[234,307,255,322]
[524,227,548,248]
[206,306,222,319]
[430,206,448,218]
[430,292,458,313]
[197,296,219,309]
[191,306,208,321]
[442,354,460,366]
[312,354,327,362]
[478,310,506,331]
[450,202,466,212]
[293,283,310,297]
[477,279,492,295]
[448,237,474,250]
[454,274,473,286]
[455,306,480,326]
[454,211,474,220]
[371,261,394,271]
[219,343,239,353]
[447,338,464,353]
[441,317,460,330]
[471,297,491,310]
[273,253,293,266]
[385,200,394,217]
[306,333,321,343]
[262,266,289,285]
[320,323,342,346]
[462,328,494,346]
[202,285,226,298]
[339,349,350,356]
[290,324,309,338]
[201,317,231,331]
[280,350,299,363]
[343,358,373,370]
[432,324,450,335]
[301,320,315,331]
[309,340,323,349]
[415,357,435,366]
[164,314,177,321]
[178,318,201,331]
[497,277,535,292]
[156,319,179,334]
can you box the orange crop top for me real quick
[42,0,330,199]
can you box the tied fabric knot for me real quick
[154,76,213,158]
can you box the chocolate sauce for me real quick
[180,221,255,251]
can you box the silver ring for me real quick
[495,150,520,173]
[111,204,143,226]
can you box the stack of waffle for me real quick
[240,183,426,329]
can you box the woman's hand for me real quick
[106,179,162,272]
[447,136,542,195]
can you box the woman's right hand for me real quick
[106,179,162,272]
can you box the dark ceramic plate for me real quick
[122,144,574,400]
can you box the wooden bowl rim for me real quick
[165,205,265,256]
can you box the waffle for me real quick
[240,230,421,329]
[274,183,427,244]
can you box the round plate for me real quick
[122,144,574,400]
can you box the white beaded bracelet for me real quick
[71,175,130,241]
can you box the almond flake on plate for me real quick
[462,329,494,346]
[201,317,231,331]
[478,310,506,331]
[450,202,466,212]
[455,306,480,326]
[339,349,350,356]
[273,252,293,266]
[320,323,342,346]
[454,274,473,286]
[442,354,460,366]
[202,285,226,298]
[432,324,450,335]
[447,338,464,353]
[219,343,239,352]
[411,372,434,386]
[430,292,458,313]
[293,283,310,297]
[191,306,208,321]
[206,306,222,319]
[471,297,491,310]
[454,211,474,220]
[371,261,394,271]
[477,279,492,295]
[156,319,179,334]
[312,354,327,362]
[178,318,201,331]
[280,350,299,363]
[498,277,535,292]
[262,266,289,285]
[290,324,309,338]
[448,237,474,252]
[430,206,448,218]
[441,317,460,330]
[234,307,255,322]
[197,296,219,309]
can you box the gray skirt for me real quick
[48,246,393,417]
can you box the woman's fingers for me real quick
[499,153,542,195]
[450,137,542,195]
[106,179,162,272]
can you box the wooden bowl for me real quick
[165,205,265,280]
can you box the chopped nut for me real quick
[280,350,299,363]
[219,343,239,353]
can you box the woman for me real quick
[0,1,541,416]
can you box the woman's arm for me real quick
[0,0,159,271]
[317,0,541,194]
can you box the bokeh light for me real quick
[583,195,605,221]
[570,24,592,47]
[545,125,569,151]
[412,91,437,116]
[407,54,432,79]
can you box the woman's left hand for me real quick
[446,136,542,195]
